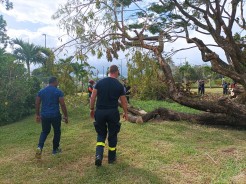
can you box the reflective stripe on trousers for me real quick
[96,142,105,147]
[108,147,116,151]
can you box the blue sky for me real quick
[3,14,44,32]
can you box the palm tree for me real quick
[52,56,76,95]
[71,61,93,81]
[0,48,6,58]
[12,38,41,76]
[35,47,55,75]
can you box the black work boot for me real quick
[95,155,102,166]
[108,150,116,164]
[95,146,104,167]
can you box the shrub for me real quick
[0,56,40,125]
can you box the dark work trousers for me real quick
[94,108,121,160]
[38,115,61,151]
[223,88,228,95]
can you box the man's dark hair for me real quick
[49,77,57,84]
[109,65,119,73]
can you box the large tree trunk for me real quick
[26,61,31,77]
[126,106,246,127]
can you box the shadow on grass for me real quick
[79,162,166,184]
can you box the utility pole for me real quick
[121,59,122,76]
[176,57,187,66]
[103,66,104,77]
[42,34,47,48]
[118,59,123,77]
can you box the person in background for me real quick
[222,81,228,95]
[198,80,202,94]
[123,79,131,103]
[230,81,237,89]
[88,80,95,99]
[230,81,237,97]
[35,77,68,159]
[90,65,128,167]
[200,80,205,95]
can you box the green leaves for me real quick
[148,3,169,14]
[106,48,113,62]
[0,0,13,10]
[88,11,95,20]
[12,38,52,77]
[97,49,103,59]
[115,0,133,7]
[91,48,96,56]
[128,23,144,30]
[96,0,101,9]
[0,15,9,49]
[128,51,168,100]
[0,52,39,123]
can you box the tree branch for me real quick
[173,0,209,31]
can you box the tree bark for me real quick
[126,106,246,127]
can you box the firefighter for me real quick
[90,65,128,166]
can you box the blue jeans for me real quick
[38,115,61,150]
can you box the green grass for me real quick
[0,99,245,184]
[131,99,201,114]
[191,87,223,94]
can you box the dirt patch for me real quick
[166,163,202,184]
[231,170,246,184]
[220,147,245,160]
[221,147,237,154]
[0,148,32,165]
[51,155,94,180]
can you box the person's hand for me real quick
[123,113,128,121]
[63,116,68,124]
[90,109,95,119]
[36,115,41,123]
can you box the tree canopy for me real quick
[0,0,13,10]
[53,0,246,126]
[0,15,9,49]
[12,39,51,76]
[0,49,40,123]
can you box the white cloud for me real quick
[2,0,70,56]
[2,0,67,24]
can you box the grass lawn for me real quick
[0,99,245,184]
[191,87,224,95]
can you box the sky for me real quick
[0,0,130,77]
[0,0,214,78]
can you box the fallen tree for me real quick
[119,91,246,127]
[125,101,245,127]
[54,1,246,127]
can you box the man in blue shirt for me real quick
[90,65,128,166]
[35,77,68,159]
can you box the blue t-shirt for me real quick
[38,85,64,118]
[95,77,125,109]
